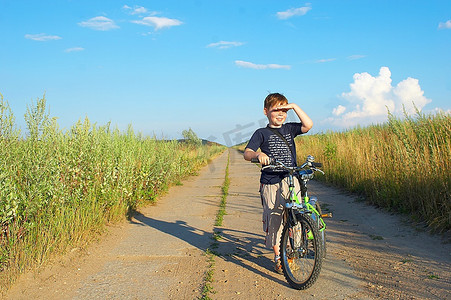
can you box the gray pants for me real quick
[260,177,301,248]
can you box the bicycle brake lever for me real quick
[261,158,278,170]
[313,168,325,175]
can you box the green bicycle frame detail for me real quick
[304,196,326,232]
[289,185,326,233]
[290,184,300,204]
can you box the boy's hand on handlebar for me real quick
[257,152,271,165]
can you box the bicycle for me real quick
[252,155,332,290]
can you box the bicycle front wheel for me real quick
[280,214,323,290]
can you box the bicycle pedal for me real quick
[321,213,333,218]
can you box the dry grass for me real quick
[296,111,450,232]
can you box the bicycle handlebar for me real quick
[251,156,324,174]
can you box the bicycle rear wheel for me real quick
[280,214,323,290]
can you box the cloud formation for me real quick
[277,5,312,19]
[235,60,291,70]
[207,41,244,49]
[78,16,119,31]
[347,54,366,60]
[123,5,153,15]
[438,20,451,29]
[65,47,84,53]
[125,5,181,31]
[132,16,182,30]
[332,105,346,116]
[329,67,431,127]
[315,58,336,63]
[25,33,62,41]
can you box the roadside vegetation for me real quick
[215,151,230,227]
[296,111,450,233]
[201,151,230,300]
[0,93,225,291]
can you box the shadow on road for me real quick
[130,211,288,286]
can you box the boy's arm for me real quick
[279,103,313,133]
[243,148,270,165]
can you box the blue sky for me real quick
[1,0,450,145]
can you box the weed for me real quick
[201,152,230,299]
[212,230,223,241]
[369,234,384,240]
[215,152,230,227]
[0,94,226,292]
[201,249,216,299]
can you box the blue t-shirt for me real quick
[246,123,304,184]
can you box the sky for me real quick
[1,0,450,146]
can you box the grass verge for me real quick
[0,94,226,293]
[200,150,230,299]
[215,152,230,227]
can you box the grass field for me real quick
[296,111,450,233]
[0,94,225,291]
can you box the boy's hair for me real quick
[264,93,288,110]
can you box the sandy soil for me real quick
[3,149,450,299]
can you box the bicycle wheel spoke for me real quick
[280,214,323,290]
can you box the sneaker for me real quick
[274,258,283,274]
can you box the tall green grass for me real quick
[0,94,225,291]
[296,111,450,232]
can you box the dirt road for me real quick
[5,149,451,299]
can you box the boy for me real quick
[243,93,313,274]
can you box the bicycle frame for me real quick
[252,155,329,289]
[285,170,326,234]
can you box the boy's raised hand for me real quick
[270,103,293,113]
[275,103,313,134]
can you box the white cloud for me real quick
[207,41,244,49]
[438,20,451,29]
[329,67,432,127]
[132,16,182,30]
[24,33,62,41]
[123,5,156,16]
[347,54,366,60]
[235,60,291,70]
[65,47,84,53]
[393,77,431,115]
[78,16,119,31]
[277,4,312,20]
[315,58,336,63]
[332,105,346,116]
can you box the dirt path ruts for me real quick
[4,149,451,299]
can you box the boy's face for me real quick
[264,103,288,127]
